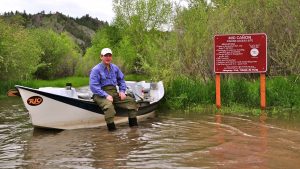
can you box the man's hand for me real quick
[119,92,126,100]
[106,95,113,102]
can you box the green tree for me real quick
[0,19,41,81]
[113,0,173,73]
[30,28,80,79]
[55,32,81,77]
[174,0,213,81]
[76,27,111,76]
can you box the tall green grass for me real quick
[267,76,300,108]
[166,75,300,111]
[166,76,215,109]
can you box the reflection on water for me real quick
[1,97,300,169]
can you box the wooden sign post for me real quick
[260,73,266,109]
[214,33,267,110]
[216,73,221,109]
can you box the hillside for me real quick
[0,11,108,53]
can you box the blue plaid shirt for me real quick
[89,62,126,97]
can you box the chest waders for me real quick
[93,85,138,131]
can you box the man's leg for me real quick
[114,95,138,127]
[93,95,117,131]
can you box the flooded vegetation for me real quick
[1,97,300,169]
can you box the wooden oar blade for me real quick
[7,89,20,97]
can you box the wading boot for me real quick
[129,117,138,127]
[107,122,117,131]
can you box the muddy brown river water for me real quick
[1,97,300,169]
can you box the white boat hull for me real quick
[16,81,163,129]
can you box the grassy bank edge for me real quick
[1,75,300,114]
[179,103,300,116]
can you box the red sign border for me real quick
[214,33,267,74]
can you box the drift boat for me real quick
[15,81,164,129]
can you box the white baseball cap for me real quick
[101,48,112,55]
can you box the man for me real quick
[89,48,138,131]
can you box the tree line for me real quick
[1,11,108,53]
[0,11,107,81]
[1,0,299,83]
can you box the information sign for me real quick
[214,33,267,73]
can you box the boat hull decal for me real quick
[27,96,43,106]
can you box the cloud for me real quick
[0,0,114,22]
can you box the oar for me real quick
[7,89,20,97]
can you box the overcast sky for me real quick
[0,0,195,23]
[0,0,114,22]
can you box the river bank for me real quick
[1,75,299,113]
